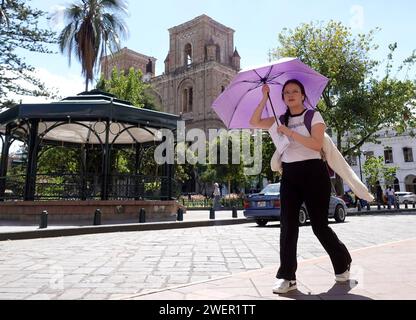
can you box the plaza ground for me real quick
[0,210,415,300]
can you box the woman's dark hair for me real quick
[281,79,311,126]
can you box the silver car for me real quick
[395,191,416,204]
[243,183,348,227]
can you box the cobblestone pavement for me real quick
[0,213,415,300]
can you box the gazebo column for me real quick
[80,144,87,200]
[160,162,167,200]
[167,163,173,200]
[101,120,111,200]
[0,126,12,201]
[160,162,173,200]
[24,120,40,201]
[159,135,175,200]
[134,143,143,200]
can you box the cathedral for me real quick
[100,14,241,132]
[100,15,241,193]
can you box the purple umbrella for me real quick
[212,57,329,129]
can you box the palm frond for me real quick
[57,0,129,89]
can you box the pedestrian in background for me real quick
[385,186,395,207]
[213,182,221,210]
[376,181,384,208]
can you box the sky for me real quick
[10,0,416,103]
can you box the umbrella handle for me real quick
[267,93,280,125]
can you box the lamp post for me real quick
[357,149,367,182]
[357,150,363,182]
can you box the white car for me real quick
[395,191,416,204]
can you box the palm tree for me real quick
[57,0,128,91]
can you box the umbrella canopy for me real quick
[212,57,329,129]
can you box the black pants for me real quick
[276,159,352,280]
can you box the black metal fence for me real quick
[0,173,180,201]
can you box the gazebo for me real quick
[0,90,182,223]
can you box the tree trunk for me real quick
[85,78,89,92]
[228,179,231,207]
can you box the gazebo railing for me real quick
[0,173,180,201]
[107,174,180,200]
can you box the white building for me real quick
[341,128,416,193]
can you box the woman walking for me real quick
[249,79,352,294]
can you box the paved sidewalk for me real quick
[123,238,416,300]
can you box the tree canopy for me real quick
[96,67,157,110]
[273,21,416,155]
[0,0,57,107]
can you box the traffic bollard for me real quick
[39,210,48,229]
[177,208,184,221]
[405,202,408,209]
[93,208,101,225]
[209,207,215,220]
[366,203,371,211]
[232,206,237,218]
[139,208,146,223]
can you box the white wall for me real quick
[342,129,416,192]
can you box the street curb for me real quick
[0,218,251,241]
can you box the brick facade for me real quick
[100,47,156,80]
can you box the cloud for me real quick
[8,68,85,104]
[48,5,66,30]
[349,5,365,30]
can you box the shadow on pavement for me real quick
[277,280,373,300]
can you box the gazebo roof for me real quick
[0,90,180,145]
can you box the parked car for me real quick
[243,183,347,226]
[395,191,416,204]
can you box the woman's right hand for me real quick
[262,84,270,96]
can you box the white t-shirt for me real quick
[281,109,326,163]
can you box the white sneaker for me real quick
[335,264,351,282]
[272,279,297,294]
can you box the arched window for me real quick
[182,89,188,113]
[188,87,193,111]
[184,44,192,66]
[182,86,193,113]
